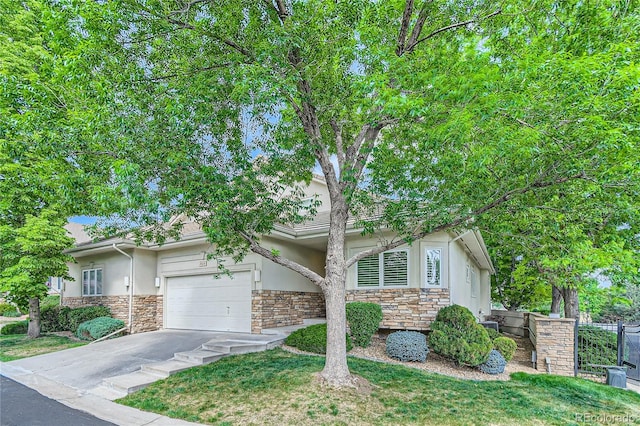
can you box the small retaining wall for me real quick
[488,310,529,337]
[529,313,575,376]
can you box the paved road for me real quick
[0,375,115,426]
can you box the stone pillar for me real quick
[529,313,576,376]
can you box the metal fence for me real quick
[623,325,640,380]
[575,321,640,381]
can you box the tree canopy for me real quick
[0,0,103,336]
[6,0,639,383]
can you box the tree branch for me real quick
[238,231,325,286]
[135,63,234,83]
[330,119,346,172]
[344,117,397,193]
[405,9,502,53]
[345,171,588,268]
[165,17,253,59]
[405,1,430,53]
[168,0,212,17]
[396,0,415,56]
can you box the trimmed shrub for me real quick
[41,305,72,332]
[41,295,60,310]
[0,320,28,335]
[494,336,517,361]
[68,306,112,332]
[485,327,500,341]
[479,350,507,374]
[41,305,111,333]
[76,317,125,341]
[429,305,492,367]
[346,302,383,348]
[0,302,19,316]
[386,331,429,362]
[2,310,21,317]
[285,323,353,354]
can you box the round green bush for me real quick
[0,320,28,335]
[68,306,112,332]
[2,310,22,318]
[346,302,383,348]
[494,336,517,361]
[428,305,492,367]
[386,330,429,362]
[285,323,352,354]
[76,316,125,341]
[0,302,19,316]
[485,327,500,341]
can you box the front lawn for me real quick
[0,334,86,361]
[118,348,640,425]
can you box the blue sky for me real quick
[69,215,97,225]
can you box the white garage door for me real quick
[166,271,252,332]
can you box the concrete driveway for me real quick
[2,329,222,391]
[0,330,225,426]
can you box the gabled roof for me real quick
[64,222,92,245]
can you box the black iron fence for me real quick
[575,321,640,381]
[623,325,640,380]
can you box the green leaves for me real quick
[0,209,74,311]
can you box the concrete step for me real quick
[141,359,198,378]
[201,340,267,354]
[174,349,225,364]
[88,384,129,401]
[101,371,163,395]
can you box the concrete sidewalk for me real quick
[0,329,289,426]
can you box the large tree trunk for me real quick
[319,198,353,387]
[551,285,562,314]
[321,270,351,385]
[562,287,579,319]
[27,297,41,338]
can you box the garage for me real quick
[165,271,252,332]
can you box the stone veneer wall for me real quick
[63,295,163,333]
[346,288,450,330]
[252,290,325,333]
[529,313,576,376]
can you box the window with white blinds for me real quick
[424,248,442,287]
[357,254,380,287]
[356,250,408,288]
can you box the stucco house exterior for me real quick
[62,177,494,334]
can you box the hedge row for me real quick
[41,305,112,333]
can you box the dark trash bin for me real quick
[605,367,627,389]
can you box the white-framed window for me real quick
[82,268,103,296]
[424,248,442,287]
[47,277,63,291]
[356,249,409,288]
[470,267,478,298]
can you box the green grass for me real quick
[0,334,86,361]
[118,348,640,425]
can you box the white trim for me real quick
[423,247,443,288]
[82,267,103,296]
[470,266,478,298]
